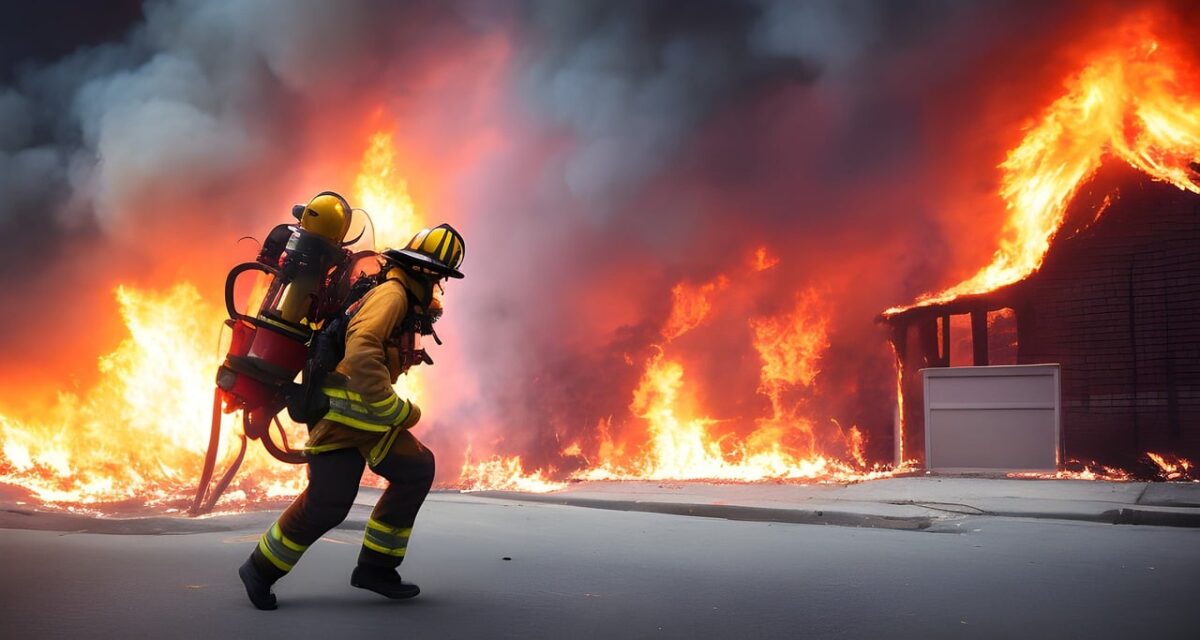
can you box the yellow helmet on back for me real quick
[298,191,352,244]
[382,223,466,279]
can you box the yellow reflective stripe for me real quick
[351,399,407,425]
[304,444,350,453]
[321,387,363,402]
[258,537,292,571]
[368,427,402,467]
[257,522,307,572]
[274,523,308,553]
[362,538,407,557]
[387,424,405,450]
[323,388,409,432]
[325,410,393,432]
[256,314,311,339]
[325,388,401,415]
[369,394,400,411]
[367,518,412,536]
[368,435,386,465]
[392,400,412,426]
[362,518,412,557]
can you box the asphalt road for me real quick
[1,493,1197,639]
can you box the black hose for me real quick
[261,414,307,465]
[189,388,223,516]
[273,415,293,452]
[224,262,279,321]
[200,433,248,514]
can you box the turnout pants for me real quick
[250,430,435,581]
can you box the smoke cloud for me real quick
[2,0,1186,477]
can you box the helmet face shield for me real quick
[341,208,376,252]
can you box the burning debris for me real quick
[457,453,566,493]
[1146,452,1196,482]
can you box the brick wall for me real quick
[1015,168,1200,465]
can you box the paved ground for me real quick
[1,489,1198,639]
[472,477,1200,529]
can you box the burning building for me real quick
[883,26,1200,471]
[885,164,1200,470]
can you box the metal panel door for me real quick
[923,364,1060,472]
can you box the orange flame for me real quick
[10,13,1200,507]
[0,284,305,509]
[1147,452,1195,481]
[458,450,566,493]
[354,130,428,406]
[891,344,905,465]
[1008,462,1134,482]
[846,424,867,469]
[569,276,892,483]
[888,17,1200,315]
[662,276,727,342]
[0,129,434,510]
[751,246,780,272]
[355,131,423,251]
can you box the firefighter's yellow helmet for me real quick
[381,223,466,279]
[298,191,352,243]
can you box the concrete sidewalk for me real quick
[470,477,1200,530]
[2,477,1199,534]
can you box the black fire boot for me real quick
[350,565,421,600]
[239,556,281,610]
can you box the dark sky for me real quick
[0,1,143,81]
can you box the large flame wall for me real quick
[1,1,1198,507]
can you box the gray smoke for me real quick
[0,0,974,279]
[0,0,454,378]
[0,0,430,271]
[0,0,1116,472]
[514,0,946,205]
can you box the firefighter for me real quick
[238,222,466,610]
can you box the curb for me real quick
[468,492,934,531]
[980,507,1200,528]
[1108,508,1200,528]
[0,507,270,535]
[469,492,1200,530]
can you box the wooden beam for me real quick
[919,317,940,368]
[971,309,989,366]
[940,315,951,366]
